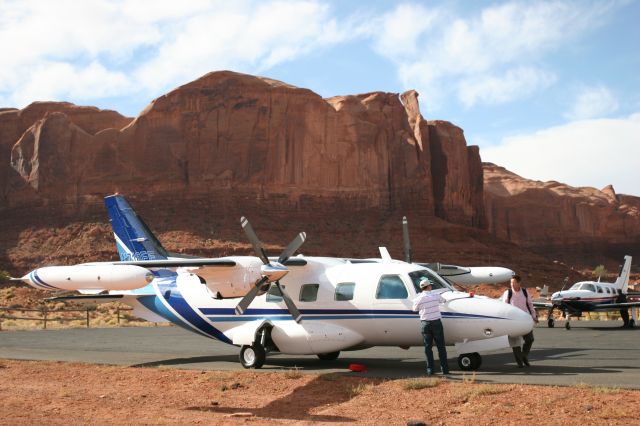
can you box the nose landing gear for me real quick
[457,352,482,371]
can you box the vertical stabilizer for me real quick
[614,255,632,293]
[104,195,168,261]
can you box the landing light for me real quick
[484,329,492,336]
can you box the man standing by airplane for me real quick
[413,277,450,376]
[502,274,538,367]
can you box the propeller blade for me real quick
[235,276,269,316]
[240,216,269,265]
[277,232,307,264]
[402,216,412,263]
[274,281,303,323]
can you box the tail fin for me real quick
[613,255,632,293]
[104,194,168,261]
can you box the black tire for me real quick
[458,353,479,371]
[471,352,482,370]
[317,351,340,361]
[548,318,555,328]
[239,344,266,369]
[565,322,571,330]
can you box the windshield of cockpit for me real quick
[408,269,454,293]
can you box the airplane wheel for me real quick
[239,344,266,369]
[565,322,571,330]
[458,353,480,371]
[317,351,340,361]
[471,352,482,370]
[548,318,555,328]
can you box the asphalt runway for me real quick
[1,320,639,388]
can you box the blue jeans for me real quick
[421,319,449,374]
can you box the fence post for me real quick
[117,307,120,325]
[43,308,47,330]
[86,308,90,328]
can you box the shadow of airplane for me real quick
[184,374,378,422]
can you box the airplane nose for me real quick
[504,304,534,337]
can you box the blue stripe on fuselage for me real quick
[198,307,507,321]
[151,275,231,343]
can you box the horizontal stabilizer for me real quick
[46,294,124,303]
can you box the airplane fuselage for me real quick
[120,257,533,355]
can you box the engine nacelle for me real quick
[191,257,263,298]
[21,264,154,291]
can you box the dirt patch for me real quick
[0,359,638,425]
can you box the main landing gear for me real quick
[239,325,274,369]
[239,344,266,369]
[317,351,340,361]
[457,352,482,371]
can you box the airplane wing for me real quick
[115,259,237,268]
[533,301,553,309]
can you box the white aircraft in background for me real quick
[400,217,514,286]
[15,195,533,371]
[533,256,640,329]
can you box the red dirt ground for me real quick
[1,359,638,425]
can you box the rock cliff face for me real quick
[484,163,640,264]
[2,72,483,229]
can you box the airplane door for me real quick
[372,274,417,345]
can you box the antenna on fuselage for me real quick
[402,216,412,263]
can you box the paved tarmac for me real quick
[1,321,639,388]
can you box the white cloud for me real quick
[374,1,617,111]
[0,0,354,108]
[458,67,557,107]
[482,113,640,196]
[565,85,619,120]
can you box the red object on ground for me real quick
[469,291,475,297]
[349,363,367,372]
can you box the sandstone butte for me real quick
[0,70,638,289]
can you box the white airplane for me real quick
[534,256,640,330]
[401,217,514,286]
[16,195,533,371]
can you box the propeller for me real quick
[235,217,306,323]
[402,216,412,263]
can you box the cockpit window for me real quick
[408,269,453,293]
[569,283,583,290]
[375,275,408,299]
[582,284,596,292]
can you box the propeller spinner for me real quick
[235,217,306,323]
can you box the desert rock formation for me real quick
[484,163,640,265]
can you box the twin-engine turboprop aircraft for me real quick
[16,195,533,370]
[534,256,640,329]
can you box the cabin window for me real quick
[299,284,319,302]
[596,286,603,293]
[376,275,409,299]
[408,270,449,292]
[605,287,611,294]
[266,284,285,303]
[335,282,356,301]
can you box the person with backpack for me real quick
[501,274,538,367]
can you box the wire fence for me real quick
[0,306,140,331]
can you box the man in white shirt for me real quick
[413,277,449,375]
[501,274,538,367]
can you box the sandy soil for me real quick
[0,359,638,425]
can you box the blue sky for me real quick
[1,0,639,195]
